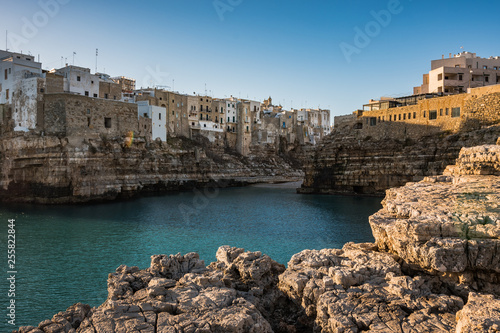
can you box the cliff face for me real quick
[14,140,500,333]
[0,133,303,203]
[298,125,500,195]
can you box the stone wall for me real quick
[99,81,122,100]
[43,93,138,138]
[342,85,500,141]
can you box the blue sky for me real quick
[2,0,500,119]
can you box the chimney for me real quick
[442,55,445,59]
[449,53,452,58]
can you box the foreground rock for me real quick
[279,243,463,332]
[370,144,500,296]
[15,247,303,333]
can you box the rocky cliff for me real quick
[0,133,304,203]
[14,140,500,333]
[298,125,500,196]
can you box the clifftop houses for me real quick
[334,52,500,140]
[0,49,331,155]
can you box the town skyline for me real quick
[2,0,500,120]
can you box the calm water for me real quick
[0,184,381,330]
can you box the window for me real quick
[398,114,401,121]
[458,74,463,81]
[429,110,437,120]
[485,76,489,83]
[215,116,218,122]
[495,67,498,70]
[200,105,203,111]
[370,117,376,126]
[77,76,81,82]
[246,126,249,132]
[91,80,94,84]
[6,89,9,100]
[403,113,406,120]
[451,107,461,118]
[228,117,230,122]
[408,113,411,119]
[104,117,112,128]
[439,109,443,116]
[389,115,392,121]
[85,91,89,96]
[455,65,460,68]
[113,96,116,100]
[40,88,45,93]
[104,93,108,99]
[232,116,235,122]
[423,111,426,118]
[93,94,97,98]
[413,112,416,119]
[445,108,449,115]
[484,66,488,69]
[159,113,161,120]
[172,111,174,115]
[177,103,179,107]
[438,73,443,81]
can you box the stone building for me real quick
[42,93,139,138]
[414,52,500,95]
[337,84,500,140]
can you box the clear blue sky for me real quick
[2,0,500,119]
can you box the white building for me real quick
[137,101,167,141]
[54,65,100,97]
[0,50,44,131]
[224,97,238,132]
[0,50,42,105]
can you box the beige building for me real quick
[414,52,500,95]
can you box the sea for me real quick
[0,182,382,330]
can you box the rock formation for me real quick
[298,125,500,196]
[0,133,304,203]
[14,139,500,332]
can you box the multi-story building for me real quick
[137,100,166,141]
[414,52,500,95]
[224,97,238,133]
[0,50,42,105]
[112,76,136,102]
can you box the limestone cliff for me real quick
[298,125,500,195]
[0,133,303,203]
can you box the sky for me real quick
[1,0,500,120]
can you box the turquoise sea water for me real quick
[0,183,381,330]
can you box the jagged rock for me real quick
[456,293,500,332]
[370,172,500,295]
[278,243,463,332]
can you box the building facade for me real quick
[414,52,500,95]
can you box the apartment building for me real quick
[414,52,500,95]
